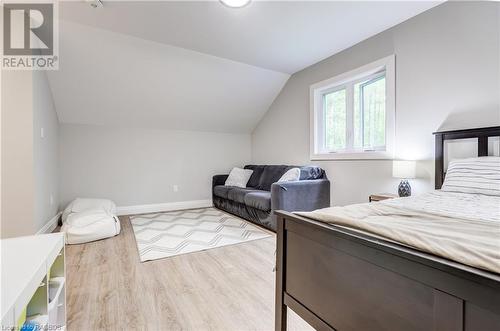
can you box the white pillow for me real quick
[224,167,253,188]
[278,168,301,182]
[442,157,500,196]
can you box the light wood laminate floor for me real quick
[65,216,312,330]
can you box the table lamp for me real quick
[392,160,416,197]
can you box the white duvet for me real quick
[296,191,500,274]
[383,190,500,223]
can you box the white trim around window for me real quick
[310,55,396,160]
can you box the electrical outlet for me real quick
[50,194,54,205]
[40,127,45,138]
[173,185,179,192]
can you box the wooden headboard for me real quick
[433,126,500,189]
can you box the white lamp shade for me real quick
[220,0,251,8]
[392,160,416,179]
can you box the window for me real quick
[310,55,395,160]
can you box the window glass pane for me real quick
[324,89,346,151]
[353,82,362,149]
[353,76,386,149]
[363,76,386,148]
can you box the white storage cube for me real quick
[48,278,65,329]
[48,302,59,328]
[1,234,66,330]
[56,301,66,328]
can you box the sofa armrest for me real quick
[212,174,229,190]
[271,179,330,212]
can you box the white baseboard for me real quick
[37,211,62,235]
[116,199,213,216]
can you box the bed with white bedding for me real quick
[275,126,500,331]
[296,190,500,274]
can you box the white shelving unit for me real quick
[1,233,66,330]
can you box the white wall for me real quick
[1,70,36,238]
[59,124,251,209]
[33,71,60,233]
[252,2,500,206]
[1,68,59,238]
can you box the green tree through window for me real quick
[324,89,346,150]
[324,74,386,152]
[311,55,394,159]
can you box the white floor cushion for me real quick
[62,198,116,223]
[61,210,121,245]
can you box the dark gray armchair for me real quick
[212,165,330,231]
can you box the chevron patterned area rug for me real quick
[130,207,272,262]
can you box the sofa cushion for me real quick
[256,165,294,191]
[299,166,325,180]
[213,185,232,199]
[278,168,301,182]
[227,188,259,204]
[244,191,271,211]
[225,167,253,188]
[244,165,265,188]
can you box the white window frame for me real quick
[310,55,395,160]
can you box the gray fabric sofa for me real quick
[212,165,330,231]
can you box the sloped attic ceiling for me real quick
[48,20,289,133]
[48,1,441,134]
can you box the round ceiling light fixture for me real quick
[220,0,251,8]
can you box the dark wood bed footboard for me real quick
[275,211,500,331]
